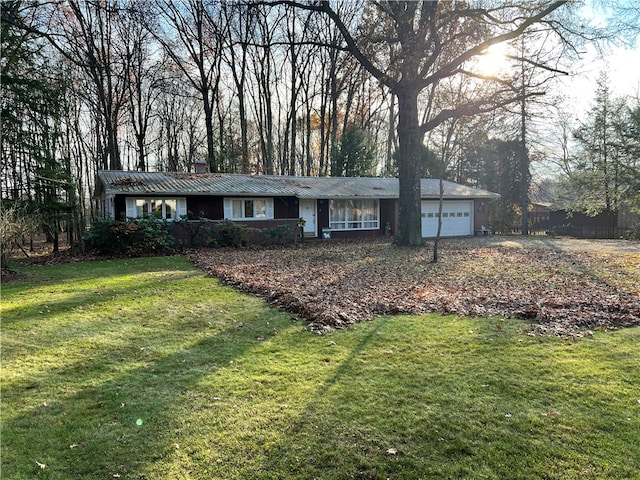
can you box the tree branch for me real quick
[419,90,546,134]
[420,0,569,89]
[506,54,569,75]
[0,4,87,68]
[248,0,399,90]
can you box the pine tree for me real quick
[1,1,78,250]
[331,124,376,177]
[571,71,627,216]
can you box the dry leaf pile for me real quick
[189,239,640,337]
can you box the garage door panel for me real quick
[421,201,473,237]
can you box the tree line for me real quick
[1,0,639,251]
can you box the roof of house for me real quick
[96,170,500,200]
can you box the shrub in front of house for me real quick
[268,223,295,244]
[207,220,262,248]
[207,220,251,247]
[84,218,175,256]
[173,212,211,248]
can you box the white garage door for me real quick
[421,200,473,237]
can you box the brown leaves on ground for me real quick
[189,239,640,337]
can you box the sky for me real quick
[558,2,640,112]
[559,43,640,114]
[531,36,640,178]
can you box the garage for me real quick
[421,200,473,237]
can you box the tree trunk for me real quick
[204,96,217,173]
[288,71,297,176]
[396,88,423,247]
[519,90,529,236]
[239,90,249,173]
[265,96,274,174]
[305,103,312,175]
[329,74,339,175]
[386,92,396,176]
[105,118,122,170]
[432,178,444,263]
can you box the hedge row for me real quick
[84,218,296,255]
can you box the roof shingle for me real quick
[96,171,499,200]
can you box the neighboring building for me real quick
[95,171,499,240]
[529,201,552,234]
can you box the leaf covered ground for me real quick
[189,238,640,337]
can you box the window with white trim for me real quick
[329,199,379,230]
[224,198,274,220]
[126,197,186,220]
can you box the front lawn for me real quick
[2,255,639,479]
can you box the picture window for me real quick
[329,199,379,230]
[226,198,273,220]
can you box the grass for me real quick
[2,255,640,479]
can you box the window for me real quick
[329,199,379,230]
[224,198,274,220]
[127,198,185,220]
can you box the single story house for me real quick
[95,170,499,240]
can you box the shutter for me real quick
[223,198,232,219]
[266,198,274,219]
[125,198,137,219]
[177,198,187,219]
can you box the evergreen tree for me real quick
[390,143,442,179]
[618,104,640,214]
[476,139,524,233]
[331,124,376,177]
[565,71,634,218]
[1,1,78,250]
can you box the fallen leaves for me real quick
[189,239,640,337]
[542,409,562,417]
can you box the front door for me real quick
[299,199,317,237]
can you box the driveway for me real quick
[471,235,640,254]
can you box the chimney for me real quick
[195,160,207,174]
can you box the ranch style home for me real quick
[95,170,499,240]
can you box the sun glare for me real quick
[476,42,509,76]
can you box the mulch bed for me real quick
[189,239,640,337]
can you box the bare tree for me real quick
[49,0,135,170]
[221,2,254,173]
[124,4,162,172]
[258,0,578,245]
[245,4,281,174]
[154,57,206,172]
[148,0,224,172]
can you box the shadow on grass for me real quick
[249,318,640,480]
[1,255,292,478]
[4,252,639,479]
[5,312,639,479]
[2,310,291,479]
[1,271,197,326]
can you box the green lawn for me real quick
[2,256,639,479]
